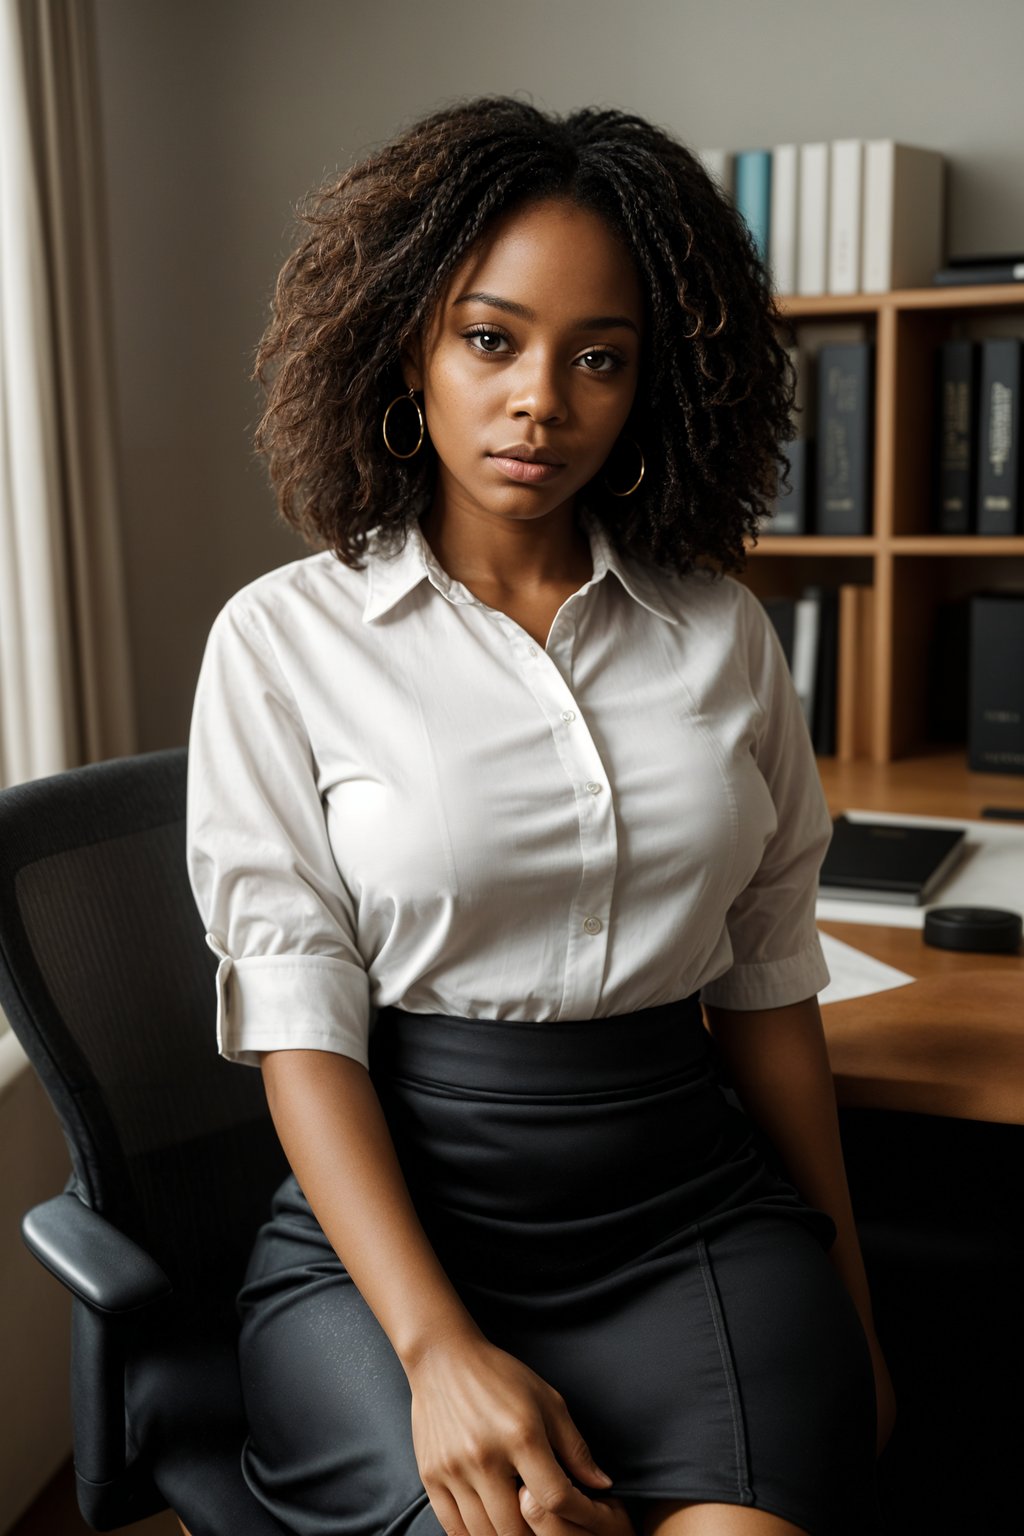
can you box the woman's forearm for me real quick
[261,1048,622,1524]
[702,995,877,1335]
[259,1048,485,1376]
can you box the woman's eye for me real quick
[464,328,510,354]
[577,349,622,373]
[461,329,624,371]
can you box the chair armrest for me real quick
[22,1193,172,1313]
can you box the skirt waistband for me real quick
[368,992,711,1098]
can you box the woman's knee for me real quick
[641,1499,810,1536]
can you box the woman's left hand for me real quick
[520,1488,635,1536]
[865,1327,897,1458]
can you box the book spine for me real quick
[764,343,813,534]
[884,144,945,290]
[969,594,1024,773]
[844,140,947,292]
[926,597,970,742]
[735,150,772,264]
[861,140,894,293]
[948,253,1024,269]
[834,584,875,760]
[976,339,1022,535]
[768,437,813,534]
[797,143,829,295]
[855,585,875,758]
[808,585,839,755]
[829,140,864,294]
[769,144,799,295]
[761,597,797,668]
[934,340,978,533]
[791,594,820,734]
[817,343,875,535]
[934,262,1024,285]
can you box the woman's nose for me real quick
[506,354,568,425]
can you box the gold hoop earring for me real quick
[382,387,425,459]
[604,437,645,497]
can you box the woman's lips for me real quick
[488,455,566,484]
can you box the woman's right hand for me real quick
[407,1330,616,1536]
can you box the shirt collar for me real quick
[362,507,679,625]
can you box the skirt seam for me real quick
[695,1226,755,1506]
[378,1487,433,1536]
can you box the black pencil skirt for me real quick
[234,995,884,1536]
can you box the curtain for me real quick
[0,0,135,788]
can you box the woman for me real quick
[186,97,895,1536]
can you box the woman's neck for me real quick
[418,499,593,597]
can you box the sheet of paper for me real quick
[816,930,915,1006]
[815,808,1024,929]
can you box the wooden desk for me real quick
[814,752,1024,1126]
[789,756,1024,1531]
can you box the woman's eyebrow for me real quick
[452,291,639,336]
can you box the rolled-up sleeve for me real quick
[699,586,833,1011]
[186,598,370,1067]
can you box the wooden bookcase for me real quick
[738,283,1024,765]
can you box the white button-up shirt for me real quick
[186,508,832,1069]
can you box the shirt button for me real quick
[583,916,603,935]
[585,782,603,795]
[528,646,538,657]
[561,709,576,723]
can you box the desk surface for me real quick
[814,753,1024,1127]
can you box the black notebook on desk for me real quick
[818,815,967,905]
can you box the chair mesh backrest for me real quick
[0,749,287,1303]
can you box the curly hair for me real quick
[252,96,797,577]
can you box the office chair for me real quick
[0,747,290,1534]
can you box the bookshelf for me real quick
[740,283,1024,765]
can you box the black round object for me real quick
[923,905,1023,954]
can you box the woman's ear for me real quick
[400,338,424,394]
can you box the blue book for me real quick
[735,150,772,263]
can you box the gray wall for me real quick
[93,0,1024,749]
